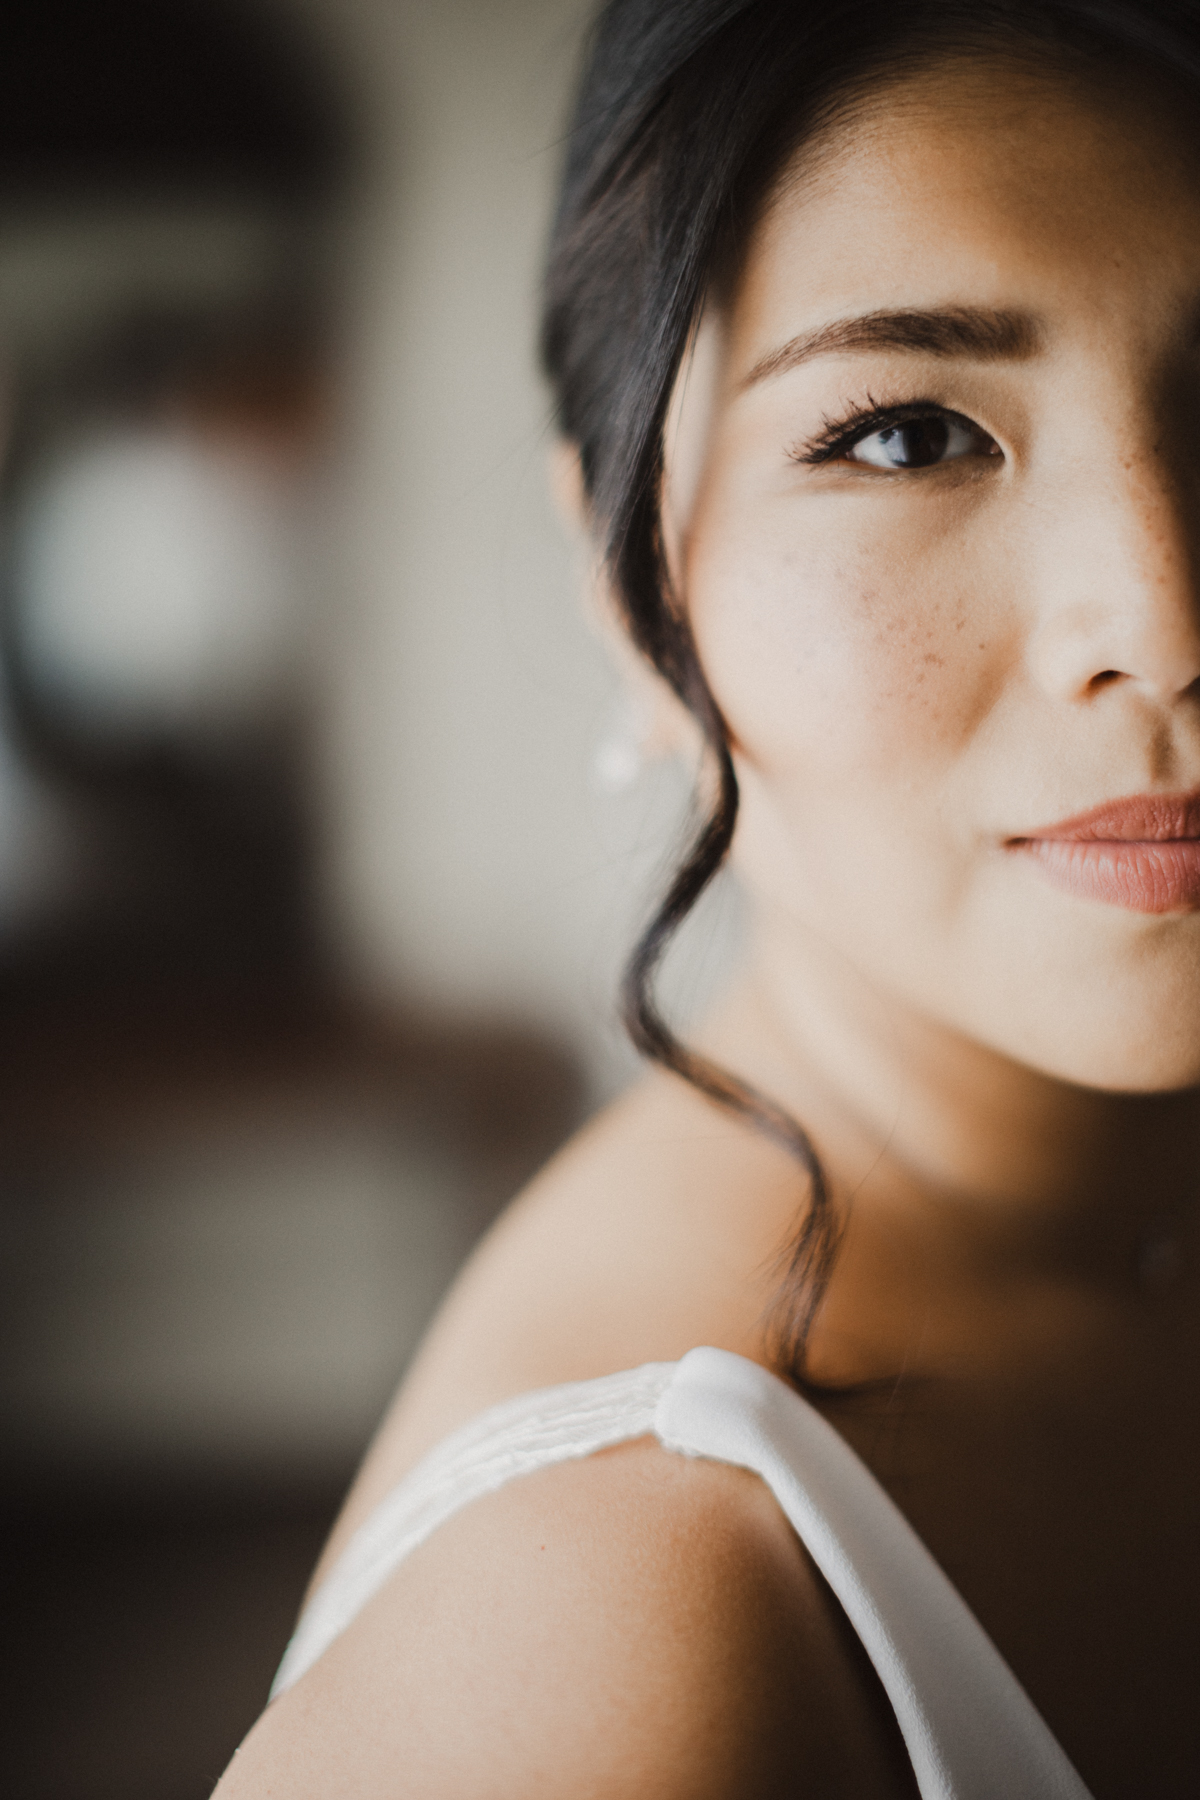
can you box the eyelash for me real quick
[791,395,987,466]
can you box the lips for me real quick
[1008,790,1200,913]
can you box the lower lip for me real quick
[1014,839,1200,912]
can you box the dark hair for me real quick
[541,0,1200,1382]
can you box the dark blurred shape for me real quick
[8,1489,333,1800]
[0,0,347,990]
[0,0,343,200]
[3,992,582,1800]
[0,5,586,1798]
[0,299,327,997]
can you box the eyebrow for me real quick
[740,306,1042,390]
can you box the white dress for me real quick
[272,1346,1095,1800]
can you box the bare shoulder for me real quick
[215,1438,914,1800]
[314,1070,802,1582]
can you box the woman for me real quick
[214,2,1200,1794]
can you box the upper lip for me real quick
[1010,788,1200,843]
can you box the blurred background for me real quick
[0,2,748,1796]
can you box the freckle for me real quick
[922,652,944,667]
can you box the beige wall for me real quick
[293,0,737,1092]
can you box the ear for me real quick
[548,436,588,532]
[595,598,702,768]
[547,435,700,765]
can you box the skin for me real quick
[215,56,1200,1799]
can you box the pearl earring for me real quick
[592,693,654,794]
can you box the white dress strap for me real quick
[271,1346,1095,1800]
[271,1359,674,1698]
[658,1347,1094,1800]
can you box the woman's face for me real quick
[671,56,1200,1092]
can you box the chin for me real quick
[1012,1016,1200,1096]
[1074,1061,1200,1098]
[959,897,1200,1095]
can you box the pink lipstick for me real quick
[1008,790,1200,913]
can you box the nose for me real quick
[1024,442,1200,705]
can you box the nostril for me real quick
[1088,669,1123,691]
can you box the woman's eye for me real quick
[846,413,995,469]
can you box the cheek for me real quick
[687,494,994,802]
[681,468,1024,970]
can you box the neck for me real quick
[702,922,1200,1305]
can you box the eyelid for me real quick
[791,398,998,466]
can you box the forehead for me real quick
[728,56,1200,365]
